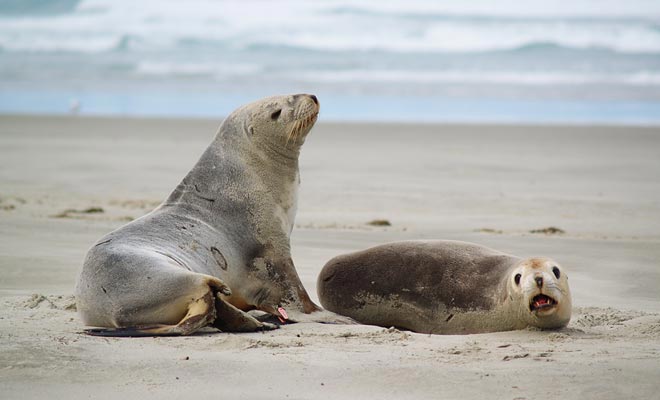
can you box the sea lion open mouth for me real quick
[530,294,557,311]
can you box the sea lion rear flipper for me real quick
[84,325,183,337]
[213,295,278,332]
[83,289,218,337]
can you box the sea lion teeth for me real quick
[531,294,557,311]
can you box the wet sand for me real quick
[1,115,659,399]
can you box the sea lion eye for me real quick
[271,109,282,120]
[514,273,521,285]
[552,266,560,279]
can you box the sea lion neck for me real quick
[163,125,300,246]
[215,116,301,172]
[253,135,301,163]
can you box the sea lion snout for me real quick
[535,276,544,288]
[292,93,318,105]
[292,94,320,121]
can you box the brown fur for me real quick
[318,240,572,334]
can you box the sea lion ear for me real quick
[247,125,255,136]
[270,109,282,120]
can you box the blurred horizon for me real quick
[1,0,660,124]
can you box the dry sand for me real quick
[1,115,659,399]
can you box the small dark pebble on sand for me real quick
[529,226,565,235]
[52,207,105,218]
[367,219,391,226]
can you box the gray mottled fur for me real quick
[76,94,323,334]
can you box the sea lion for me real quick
[317,240,572,334]
[75,94,325,336]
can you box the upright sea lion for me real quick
[317,240,572,334]
[75,94,324,336]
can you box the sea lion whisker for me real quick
[286,129,293,147]
[290,122,299,145]
[286,121,298,147]
[295,119,303,141]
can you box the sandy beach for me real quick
[1,115,659,399]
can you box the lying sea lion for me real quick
[317,240,572,334]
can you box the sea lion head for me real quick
[507,257,572,329]
[221,93,320,155]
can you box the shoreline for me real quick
[5,111,660,126]
[3,87,660,125]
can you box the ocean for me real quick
[1,0,660,124]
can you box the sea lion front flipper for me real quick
[212,294,278,332]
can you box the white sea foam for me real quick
[268,21,660,53]
[1,0,659,54]
[303,70,660,86]
[325,0,660,19]
[1,0,659,121]
[135,61,261,78]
